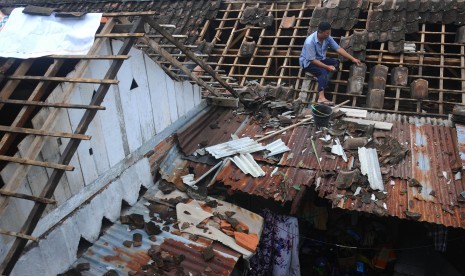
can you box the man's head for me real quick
[317,22,332,39]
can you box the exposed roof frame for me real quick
[0,13,149,274]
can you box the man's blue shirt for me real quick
[299,31,340,69]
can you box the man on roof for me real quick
[300,21,361,105]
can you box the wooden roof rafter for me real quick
[0,13,150,275]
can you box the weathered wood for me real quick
[5,76,119,84]
[0,60,34,111]
[0,60,69,157]
[49,55,129,60]
[0,230,38,242]
[102,11,157,17]
[0,17,142,275]
[141,36,220,96]
[0,99,105,110]
[0,125,91,140]
[145,17,240,98]
[0,155,74,171]
[0,190,56,204]
[95,33,145,38]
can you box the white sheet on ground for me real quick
[0,8,102,58]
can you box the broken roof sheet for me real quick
[75,186,240,275]
[318,177,465,228]
[215,160,316,203]
[174,107,465,228]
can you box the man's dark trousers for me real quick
[303,58,339,91]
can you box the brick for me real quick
[391,67,409,86]
[367,89,385,109]
[388,40,404,54]
[410,79,428,99]
[347,76,365,95]
[456,26,465,43]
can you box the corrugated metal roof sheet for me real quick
[206,137,265,159]
[157,108,465,228]
[230,153,266,177]
[454,124,465,169]
[74,186,239,275]
[215,160,316,202]
[317,177,465,228]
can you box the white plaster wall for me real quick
[0,39,206,273]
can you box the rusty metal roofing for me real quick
[157,107,465,228]
[454,124,465,169]
[215,160,316,202]
[318,176,465,228]
[74,186,239,275]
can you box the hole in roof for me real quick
[76,237,93,258]
[120,200,131,214]
[130,78,139,90]
[98,217,113,238]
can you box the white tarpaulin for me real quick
[0,8,102,58]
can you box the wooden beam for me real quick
[0,17,143,275]
[0,18,118,214]
[0,125,91,140]
[140,36,220,96]
[439,24,445,114]
[49,55,129,60]
[95,33,145,38]
[0,230,38,242]
[145,17,240,98]
[5,76,119,84]
[0,99,105,110]
[102,11,157,17]
[0,60,34,111]
[0,155,74,171]
[0,190,56,204]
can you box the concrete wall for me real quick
[0,39,205,273]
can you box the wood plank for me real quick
[0,60,34,111]
[439,24,445,114]
[0,230,38,242]
[0,99,105,110]
[140,36,220,96]
[0,17,142,275]
[0,125,91,140]
[145,17,239,98]
[5,76,119,84]
[95,33,145,38]
[462,46,465,104]
[417,24,426,113]
[49,55,129,60]
[0,59,67,156]
[0,190,56,204]
[0,156,74,171]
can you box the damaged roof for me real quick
[74,186,241,275]
[169,107,465,228]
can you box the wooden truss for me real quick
[192,0,465,117]
[0,12,148,275]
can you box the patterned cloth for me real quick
[250,209,300,276]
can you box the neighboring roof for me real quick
[170,107,465,228]
[75,186,240,275]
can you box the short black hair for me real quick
[318,22,331,32]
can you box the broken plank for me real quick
[342,118,393,130]
[0,155,74,171]
[0,190,56,204]
[0,125,91,140]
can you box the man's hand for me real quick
[352,58,362,66]
[327,65,337,71]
